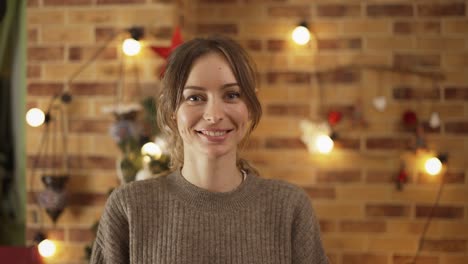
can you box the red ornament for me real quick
[150,26,183,59]
[328,111,342,126]
[396,168,408,190]
[402,110,418,129]
[150,26,184,78]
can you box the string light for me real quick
[26,108,45,127]
[292,22,311,45]
[315,135,334,154]
[424,157,442,176]
[122,38,141,56]
[141,142,162,160]
[38,239,57,258]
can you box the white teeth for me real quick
[201,130,227,137]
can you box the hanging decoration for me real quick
[327,110,342,126]
[372,72,387,112]
[150,26,183,77]
[372,96,387,112]
[396,164,408,190]
[429,111,441,129]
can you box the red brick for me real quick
[394,21,441,35]
[199,0,236,3]
[26,227,65,242]
[243,0,287,2]
[268,6,310,17]
[68,46,117,61]
[95,27,121,42]
[366,204,411,217]
[318,68,361,84]
[334,138,360,150]
[342,253,388,264]
[97,0,145,4]
[443,171,466,183]
[394,53,441,68]
[445,121,468,134]
[340,220,386,233]
[365,170,398,183]
[68,192,108,206]
[69,227,96,242]
[445,86,468,100]
[417,171,465,184]
[28,82,64,96]
[28,0,39,7]
[267,39,287,52]
[27,155,64,169]
[418,3,466,17]
[317,170,361,183]
[393,86,440,100]
[70,82,117,96]
[317,4,361,17]
[244,137,262,150]
[68,155,116,170]
[266,104,310,117]
[28,28,38,43]
[367,4,414,17]
[244,39,262,51]
[421,239,467,252]
[318,219,336,233]
[69,119,112,133]
[393,255,439,264]
[28,46,64,62]
[266,71,310,84]
[366,137,412,150]
[420,122,441,134]
[196,24,238,35]
[318,38,362,50]
[27,65,41,78]
[148,26,173,39]
[415,205,464,219]
[44,0,92,5]
[304,187,336,199]
[265,137,305,149]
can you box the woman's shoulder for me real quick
[255,176,309,201]
[106,173,172,203]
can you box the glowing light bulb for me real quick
[315,135,334,154]
[122,38,141,56]
[38,239,56,258]
[292,25,310,45]
[26,108,45,127]
[141,142,162,159]
[425,157,442,176]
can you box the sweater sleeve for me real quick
[291,190,328,264]
[90,188,130,264]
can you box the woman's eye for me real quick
[186,95,203,102]
[226,92,241,100]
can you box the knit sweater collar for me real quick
[166,169,260,212]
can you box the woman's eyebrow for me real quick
[183,83,239,90]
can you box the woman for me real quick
[91,36,328,264]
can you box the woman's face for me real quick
[176,52,249,159]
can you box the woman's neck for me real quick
[181,152,243,192]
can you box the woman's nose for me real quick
[203,100,224,123]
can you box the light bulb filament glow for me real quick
[38,239,56,258]
[425,157,442,176]
[292,25,311,45]
[26,108,45,127]
[122,38,141,56]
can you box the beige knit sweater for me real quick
[90,169,328,264]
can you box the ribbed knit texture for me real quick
[90,170,328,264]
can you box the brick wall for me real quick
[26,0,468,263]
